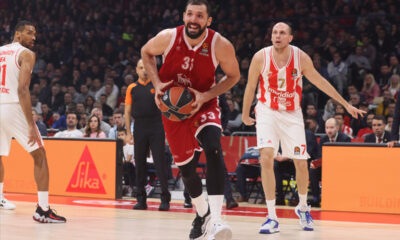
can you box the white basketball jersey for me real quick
[0,42,28,104]
[257,45,303,111]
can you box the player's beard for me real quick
[185,23,207,39]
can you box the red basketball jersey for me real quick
[159,25,219,108]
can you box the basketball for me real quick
[159,86,195,121]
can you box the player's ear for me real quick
[289,35,293,43]
[207,17,212,27]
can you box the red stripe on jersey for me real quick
[286,52,295,111]
[296,77,302,109]
[33,121,44,148]
[269,56,279,110]
[259,74,266,103]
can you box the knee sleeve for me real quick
[179,151,203,198]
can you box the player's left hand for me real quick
[345,103,366,119]
[188,87,207,116]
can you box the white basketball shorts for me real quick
[255,102,309,160]
[0,103,43,156]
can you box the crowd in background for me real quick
[1,0,399,140]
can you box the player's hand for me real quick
[345,103,366,119]
[126,131,134,144]
[387,141,397,148]
[188,87,206,116]
[27,125,39,147]
[154,80,174,109]
[242,115,255,126]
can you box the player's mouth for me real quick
[188,23,200,31]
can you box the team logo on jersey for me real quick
[294,146,300,155]
[200,43,209,56]
[177,73,192,87]
[291,68,297,77]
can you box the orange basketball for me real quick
[159,86,195,121]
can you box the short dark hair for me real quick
[14,20,34,32]
[113,109,123,116]
[186,0,211,17]
[334,112,344,118]
[373,115,386,124]
[117,127,126,133]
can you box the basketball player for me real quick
[0,21,66,222]
[141,1,239,239]
[242,22,365,234]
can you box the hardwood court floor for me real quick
[1,193,400,240]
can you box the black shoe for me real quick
[134,195,147,210]
[226,200,238,209]
[159,201,170,211]
[184,200,193,208]
[133,201,148,210]
[189,208,211,240]
[33,205,66,223]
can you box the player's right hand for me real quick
[242,115,255,126]
[27,125,38,147]
[345,103,366,119]
[154,80,174,109]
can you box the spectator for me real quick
[32,109,47,137]
[83,115,106,138]
[76,85,93,104]
[117,127,135,197]
[226,99,242,134]
[327,52,348,95]
[364,115,391,143]
[41,103,54,127]
[53,112,83,138]
[356,112,375,139]
[389,55,400,75]
[31,94,42,115]
[361,74,380,104]
[388,90,400,147]
[383,74,400,98]
[309,118,350,207]
[305,103,325,131]
[85,96,95,114]
[108,109,125,139]
[334,112,353,138]
[386,115,394,132]
[376,90,394,116]
[99,94,113,117]
[91,108,111,136]
[377,64,392,87]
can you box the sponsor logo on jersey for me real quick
[294,146,300,155]
[268,87,295,98]
[0,87,10,94]
[177,73,192,87]
[200,42,209,56]
[66,146,106,194]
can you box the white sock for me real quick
[192,192,208,217]
[266,199,277,220]
[38,191,49,211]
[298,193,308,210]
[0,182,3,198]
[208,195,224,222]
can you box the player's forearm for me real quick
[124,113,131,134]
[312,76,349,108]
[141,49,162,88]
[203,75,239,102]
[242,86,256,117]
[18,85,34,127]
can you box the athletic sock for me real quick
[192,192,208,217]
[208,195,224,222]
[266,199,277,220]
[38,191,49,211]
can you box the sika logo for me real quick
[66,146,106,194]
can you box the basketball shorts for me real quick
[255,102,309,160]
[0,103,44,156]
[163,104,221,166]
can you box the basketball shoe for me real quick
[207,220,232,240]
[189,208,211,240]
[33,205,66,223]
[259,217,279,234]
[295,205,314,231]
[0,196,16,210]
